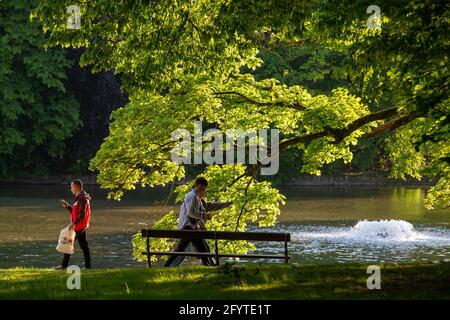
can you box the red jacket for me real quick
[66,191,91,231]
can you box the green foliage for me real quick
[88,89,192,200]
[425,174,450,210]
[421,99,450,209]
[0,0,80,177]
[32,0,272,93]
[350,138,382,172]
[298,88,374,175]
[253,40,344,93]
[88,69,377,201]
[386,120,427,180]
[132,210,179,263]
[309,0,450,206]
[33,0,450,241]
[132,164,285,263]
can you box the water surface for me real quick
[0,185,449,268]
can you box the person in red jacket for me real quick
[54,179,91,269]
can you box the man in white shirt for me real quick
[164,176,232,267]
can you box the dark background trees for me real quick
[0,0,127,178]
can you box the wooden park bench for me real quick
[141,229,291,267]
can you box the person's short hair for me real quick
[71,179,83,190]
[194,176,208,187]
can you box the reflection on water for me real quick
[279,186,450,224]
[249,220,450,264]
[0,234,141,269]
[0,185,449,268]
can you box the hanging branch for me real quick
[235,166,259,232]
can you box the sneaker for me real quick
[53,265,67,270]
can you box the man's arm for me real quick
[204,201,233,212]
[186,193,207,220]
[72,197,87,225]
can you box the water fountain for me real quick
[257,220,450,264]
[350,220,422,240]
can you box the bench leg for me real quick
[215,238,220,266]
[284,240,289,264]
[146,236,151,268]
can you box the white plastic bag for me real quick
[56,226,75,254]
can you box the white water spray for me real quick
[349,219,419,240]
[290,219,450,244]
[257,220,450,263]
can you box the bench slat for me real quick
[141,229,290,241]
[143,251,290,260]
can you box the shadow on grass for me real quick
[1,262,449,299]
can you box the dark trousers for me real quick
[61,229,91,268]
[164,227,214,267]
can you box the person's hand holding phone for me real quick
[59,199,69,208]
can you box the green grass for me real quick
[0,262,449,299]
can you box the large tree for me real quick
[0,0,80,177]
[34,0,449,260]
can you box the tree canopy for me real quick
[32,0,449,260]
[0,0,80,176]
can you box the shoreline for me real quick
[0,173,434,187]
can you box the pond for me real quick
[0,185,449,268]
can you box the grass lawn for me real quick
[0,262,449,299]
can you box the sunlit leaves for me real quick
[34,0,450,211]
[386,120,427,180]
[132,164,285,263]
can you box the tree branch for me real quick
[191,107,416,201]
[213,91,306,111]
[367,113,420,137]
[279,106,400,149]
[235,167,258,232]
[226,162,262,190]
